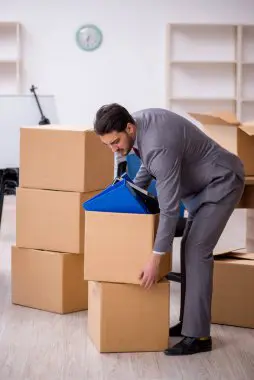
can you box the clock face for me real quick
[76,24,103,51]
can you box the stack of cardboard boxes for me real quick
[190,112,254,329]
[11,125,114,314]
[10,111,254,349]
[84,211,172,352]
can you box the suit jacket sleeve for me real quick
[149,147,182,253]
[133,163,153,190]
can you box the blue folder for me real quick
[83,178,151,214]
[126,154,157,196]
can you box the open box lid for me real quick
[215,249,254,264]
[189,111,254,135]
[239,122,254,136]
[189,111,240,126]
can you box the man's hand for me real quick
[139,254,161,289]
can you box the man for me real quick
[93,104,245,356]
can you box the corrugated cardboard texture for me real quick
[11,246,88,314]
[20,127,114,192]
[212,252,254,328]
[88,281,169,353]
[84,212,172,284]
[16,188,99,254]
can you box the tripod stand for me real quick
[30,85,51,125]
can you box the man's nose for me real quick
[111,145,119,153]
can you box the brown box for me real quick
[88,280,169,353]
[20,127,114,192]
[237,183,254,208]
[11,246,88,314]
[246,209,254,251]
[212,250,254,328]
[189,112,254,176]
[84,211,172,284]
[16,187,99,254]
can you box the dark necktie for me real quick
[133,147,141,158]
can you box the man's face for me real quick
[100,123,136,157]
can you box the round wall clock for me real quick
[76,24,103,51]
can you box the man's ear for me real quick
[126,122,135,135]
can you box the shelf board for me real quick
[0,22,20,27]
[170,97,236,101]
[167,22,254,122]
[168,23,239,26]
[171,60,237,64]
[0,59,18,64]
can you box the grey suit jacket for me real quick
[131,108,245,253]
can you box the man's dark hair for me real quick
[94,103,135,135]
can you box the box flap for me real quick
[239,123,254,136]
[215,249,254,261]
[189,111,240,126]
[241,121,254,127]
[230,253,254,260]
[230,249,254,260]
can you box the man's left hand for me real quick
[139,254,161,289]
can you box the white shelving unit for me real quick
[166,23,254,122]
[0,22,21,94]
[241,25,254,121]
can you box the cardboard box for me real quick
[16,187,99,254]
[84,211,172,284]
[212,250,254,328]
[189,112,254,175]
[20,126,114,192]
[237,183,254,208]
[11,246,88,314]
[246,210,254,251]
[88,280,169,352]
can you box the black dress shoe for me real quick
[169,321,183,337]
[164,336,212,356]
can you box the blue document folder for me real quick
[83,178,151,214]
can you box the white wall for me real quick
[1,0,254,125]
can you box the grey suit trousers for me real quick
[180,176,245,338]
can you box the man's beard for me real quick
[121,134,134,156]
